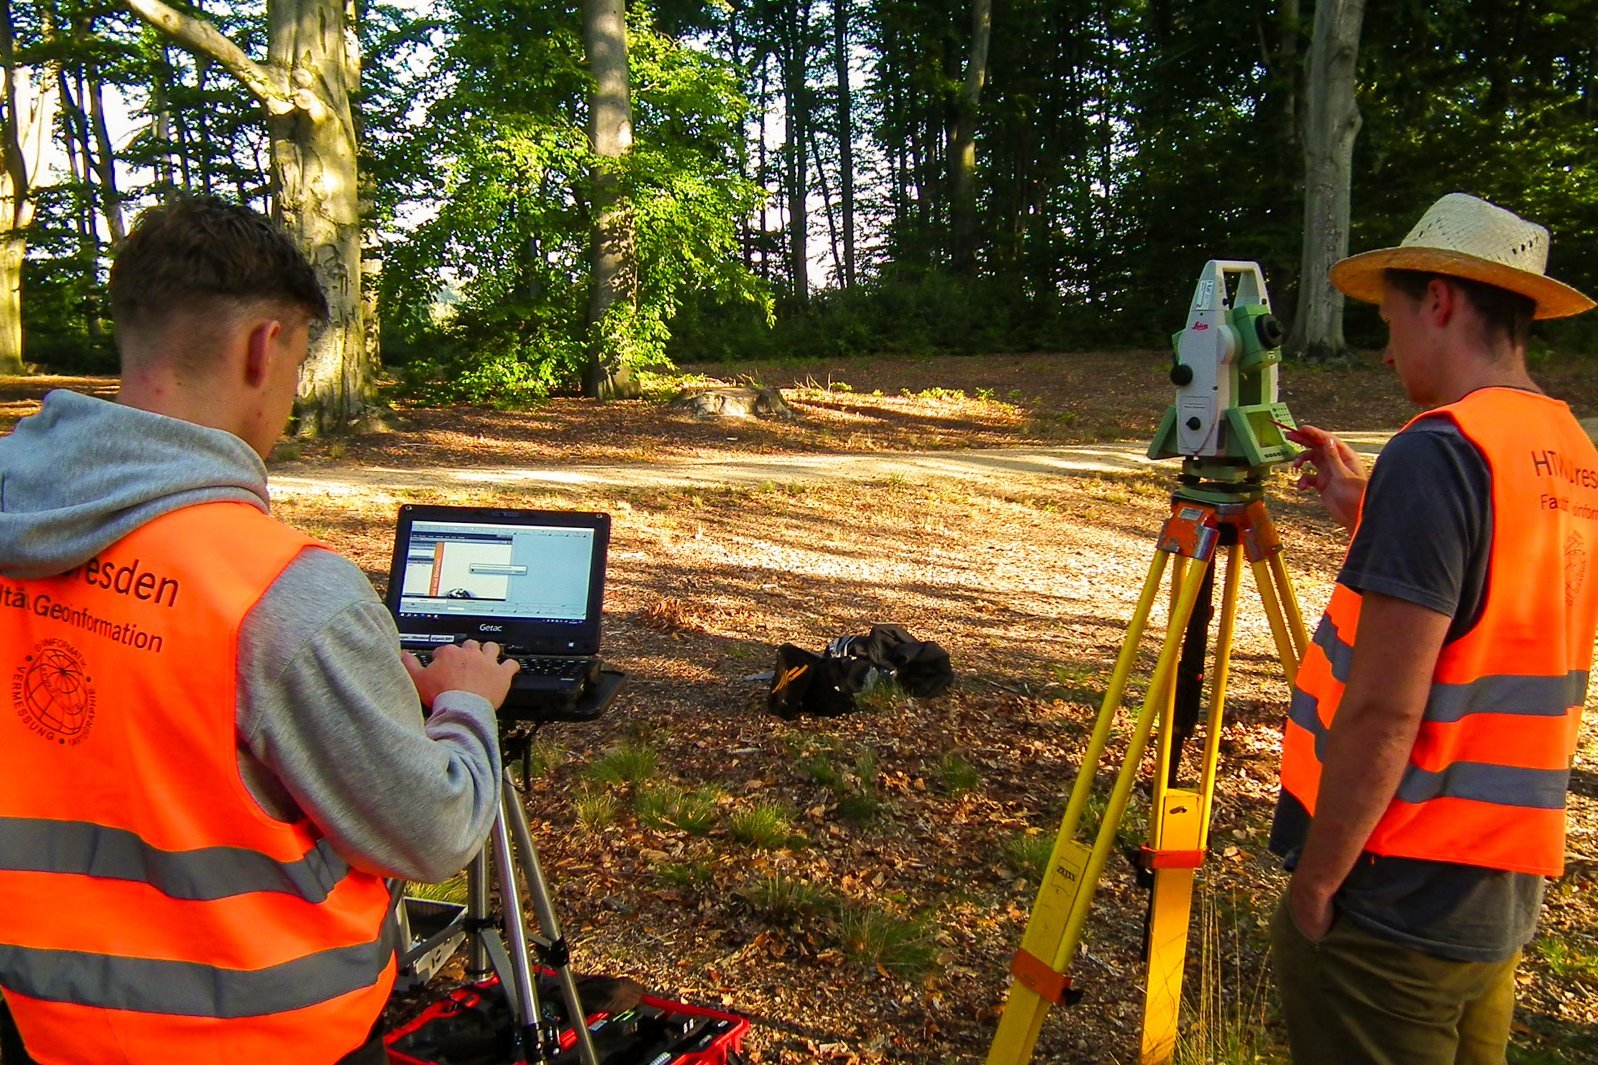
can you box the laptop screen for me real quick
[385,506,610,656]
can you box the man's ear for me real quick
[243,319,284,388]
[1426,278,1458,327]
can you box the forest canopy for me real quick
[8,0,1598,407]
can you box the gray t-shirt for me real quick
[1270,412,1546,963]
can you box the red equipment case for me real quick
[385,975,748,1065]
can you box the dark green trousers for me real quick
[1270,894,1520,1065]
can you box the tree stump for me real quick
[669,385,794,420]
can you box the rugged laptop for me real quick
[384,505,611,715]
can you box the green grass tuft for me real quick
[635,783,723,834]
[656,859,717,892]
[1003,831,1055,882]
[573,787,620,828]
[837,904,938,980]
[585,741,659,787]
[404,872,469,905]
[738,873,839,922]
[728,801,795,849]
[935,750,982,794]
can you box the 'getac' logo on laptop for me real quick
[479,624,504,633]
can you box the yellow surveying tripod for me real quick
[988,261,1310,1065]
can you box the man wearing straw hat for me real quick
[1269,192,1598,1064]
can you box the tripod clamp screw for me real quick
[534,936,571,968]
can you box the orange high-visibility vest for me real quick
[1281,389,1598,877]
[0,503,395,1064]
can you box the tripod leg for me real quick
[1137,544,1242,1065]
[987,556,1212,1065]
[490,799,552,1061]
[1057,550,1171,848]
[1158,558,1215,791]
[1239,501,1306,683]
[466,848,493,981]
[1196,544,1244,846]
[502,778,602,1065]
[1267,550,1309,663]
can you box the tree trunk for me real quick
[949,0,992,272]
[0,234,26,375]
[0,0,59,376]
[1288,0,1365,362]
[833,0,855,287]
[87,72,127,243]
[780,1,810,306]
[122,0,374,434]
[581,0,640,400]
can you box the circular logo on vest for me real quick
[11,639,96,745]
[1566,531,1589,608]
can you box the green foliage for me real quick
[634,782,722,834]
[403,872,470,905]
[1174,890,1287,1065]
[656,858,717,892]
[934,751,982,795]
[1002,831,1055,883]
[573,787,621,828]
[517,738,566,781]
[382,0,768,402]
[1532,936,1598,985]
[836,904,938,980]
[585,741,659,787]
[20,202,115,372]
[737,873,840,923]
[728,801,795,849]
[788,736,888,825]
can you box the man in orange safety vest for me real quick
[1271,193,1598,1065]
[0,198,520,1064]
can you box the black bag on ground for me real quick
[767,625,953,718]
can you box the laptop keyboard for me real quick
[515,655,596,680]
[412,650,596,682]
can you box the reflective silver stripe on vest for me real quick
[1423,670,1589,723]
[1307,618,1586,724]
[0,818,349,902]
[0,919,395,1019]
[1311,615,1354,683]
[1395,761,1571,810]
[1287,688,1329,761]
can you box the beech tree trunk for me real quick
[581,0,640,400]
[780,0,810,306]
[833,0,855,287]
[121,0,373,434]
[0,0,59,376]
[1288,0,1365,362]
[949,0,992,272]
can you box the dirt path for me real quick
[269,433,1399,498]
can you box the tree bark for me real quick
[581,0,640,400]
[87,71,127,243]
[780,2,810,305]
[833,0,855,287]
[1288,0,1365,362]
[949,0,992,272]
[0,0,59,376]
[121,0,373,434]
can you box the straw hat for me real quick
[1329,193,1594,319]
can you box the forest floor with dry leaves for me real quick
[4,350,1598,1064]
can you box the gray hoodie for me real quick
[0,390,500,882]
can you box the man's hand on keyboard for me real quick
[403,639,521,710]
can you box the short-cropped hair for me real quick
[1386,268,1533,349]
[109,196,329,330]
